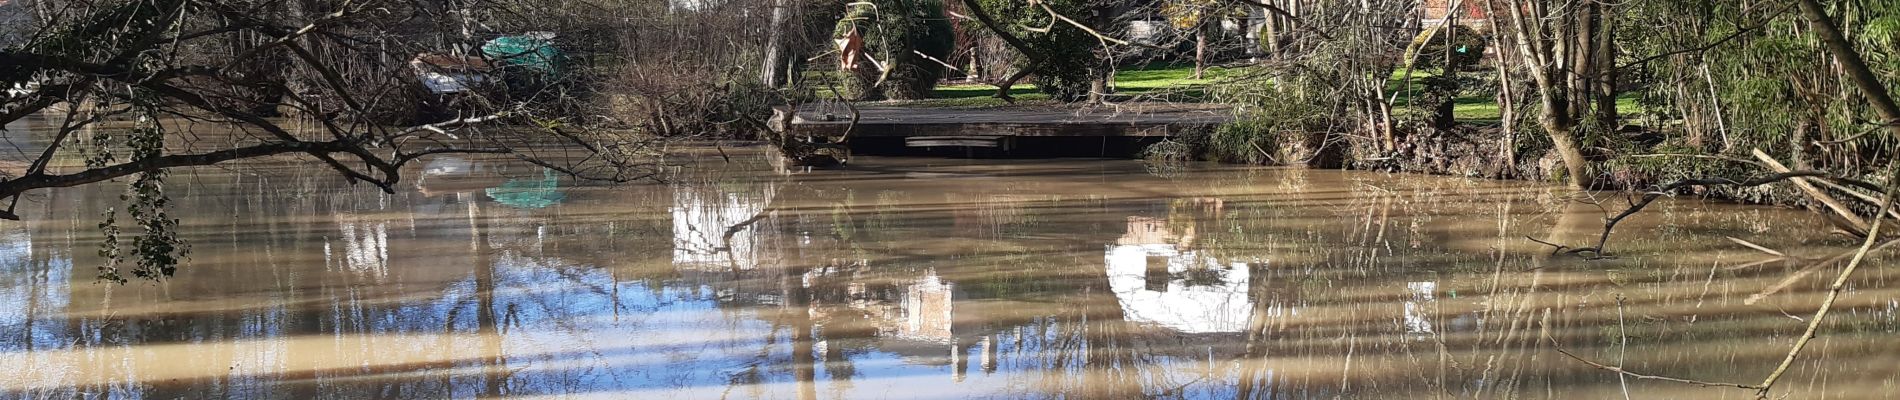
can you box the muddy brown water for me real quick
[1,119,1897,399]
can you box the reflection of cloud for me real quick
[1106,243,1253,333]
[329,215,389,279]
[423,157,473,176]
[671,183,775,270]
[1404,281,1436,335]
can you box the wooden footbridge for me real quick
[776,103,1235,150]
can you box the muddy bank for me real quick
[1161,122,1827,210]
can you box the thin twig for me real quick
[1532,170,1876,257]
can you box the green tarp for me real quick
[481,32,564,79]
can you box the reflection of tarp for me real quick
[481,32,564,78]
[485,169,565,209]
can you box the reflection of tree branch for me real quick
[1529,171,1881,258]
[1549,337,1763,390]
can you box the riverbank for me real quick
[883,64,1820,209]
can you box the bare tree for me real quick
[1491,0,1616,189]
[0,0,660,280]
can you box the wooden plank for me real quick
[907,136,1006,148]
[786,104,1234,139]
[795,123,1179,138]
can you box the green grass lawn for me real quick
[921,64,1224,108]
[914,64,1642,121]
[1384,70,1644,124]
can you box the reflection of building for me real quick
[836,269,982,377]
[900,272,955,342]
[1106,217,1255,334]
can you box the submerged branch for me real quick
[1550,338,1763,390]
[1531,170,1884,258]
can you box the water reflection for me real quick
[1107,215,1256,334]
[0,141,1897,398]
[670,178,776,270]
[330,214,391,278]
[1402,281,1435,335]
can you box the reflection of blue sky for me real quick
[0,178,1260,399]
[0,228,71,353]
[431,254,1016,398]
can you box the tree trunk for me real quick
[1796,0,1900,139]
[1263,4,1282,58]
[1088,72,1108,104]
[994,68,1034,100]
[1501,0,1593,189]
[1195,28,1207,79]
[1591,0,1617,129]
[759,0,790,87]
[957,0,1052,100]
[1541,98,1589,189]
[1483,0,1517,170]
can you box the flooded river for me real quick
[1,124,1898,399]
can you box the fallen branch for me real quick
[1744,238,1900,305]
[1726,237,1786,258]
[1752,149,1871,235]
[1534,170,1855,257]
[1754,184,1896,397]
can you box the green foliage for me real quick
[834,0,956,100]
[1177,79,1339,164]
[1160,0,1220,29]
[1256,24,1275,54]
[1202,117,1279,164]
[971,0,1104,101]
[95,113,189,283]
[1623,0,1900,180]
